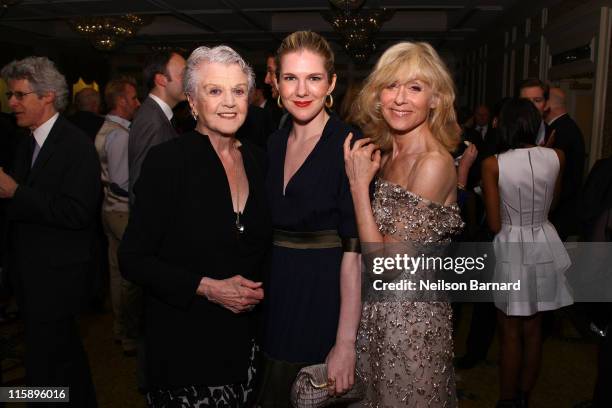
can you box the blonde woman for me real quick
[344,42,463,406]
[258,31,361,406]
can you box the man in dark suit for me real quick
[454,104,498,370]
[236,104,273,150]
[67,88,105,141]
[463,104,496,189]
[263,52,285,129]
[68,87,108,314]
[127,50,186,390]
[128,51,186,205]
[236,78,274,149]
[0,56,99,406]
[546,87,586,239]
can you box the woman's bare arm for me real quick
[481,156,501,234]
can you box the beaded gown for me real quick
[353,179,464,408]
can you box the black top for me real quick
[263,99,284,130]
[236,105,274,150]
[266,113,358,237]
[66,110,105,141]
[263,114,358,363]
[461,126,496,189]
[549,113,586,238]
[119,131,271,388]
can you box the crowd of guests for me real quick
[0,29,609,408]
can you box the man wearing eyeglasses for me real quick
[0,56,100,407]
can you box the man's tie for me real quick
[476,126,485,140]
[31,137,40,168]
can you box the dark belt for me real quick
[273,229,360,252]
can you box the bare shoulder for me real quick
[413,150,455,179]
[409,150,457,204]
[481,155,499,174]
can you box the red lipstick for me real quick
[293,101,312,108]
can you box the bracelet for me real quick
[457,182,466,191]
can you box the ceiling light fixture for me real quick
[69,14,153,51]
[323,0,393,63]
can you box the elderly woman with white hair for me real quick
[119,45,271,407]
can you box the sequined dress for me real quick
[353,179,464,408]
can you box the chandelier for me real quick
[69,14,153,51]
[323,0,393,63]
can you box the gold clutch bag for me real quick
[290,364,365,408]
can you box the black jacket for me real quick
[119,131,271,388]
[67,110,105,141]
[549,113,586,238]
[4,115,101,320]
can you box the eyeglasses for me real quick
[5,91,36,101]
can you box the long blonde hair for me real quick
[352,42,460,152]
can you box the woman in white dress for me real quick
[481,98,573,408]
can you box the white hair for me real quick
[1,56,69,111]
[183,45,255,96]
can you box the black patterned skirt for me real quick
[146,342,258,408]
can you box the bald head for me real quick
[75,88,101,114]
[546,87,567,122]
[548,87,566,108]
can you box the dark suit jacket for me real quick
[549,113,586,238]
[128,96,178,204]
[263,99,283,130]
[236,105,273,150]
[67,110,105,141]
[581,157,612,240]
[119,131,271,387]
[0,113,20,277]
[4,115,101,321]
[461,126,496,189]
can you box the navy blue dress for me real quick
[263,114,358,364]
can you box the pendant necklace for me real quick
[233,144,245,235]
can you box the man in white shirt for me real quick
[128,51,186,204]
[473,104,490,140]
[94,77,140,355]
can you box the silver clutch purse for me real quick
[290,363,365,408]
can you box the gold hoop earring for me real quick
[325,94,333,109]
[277,95,283,109]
